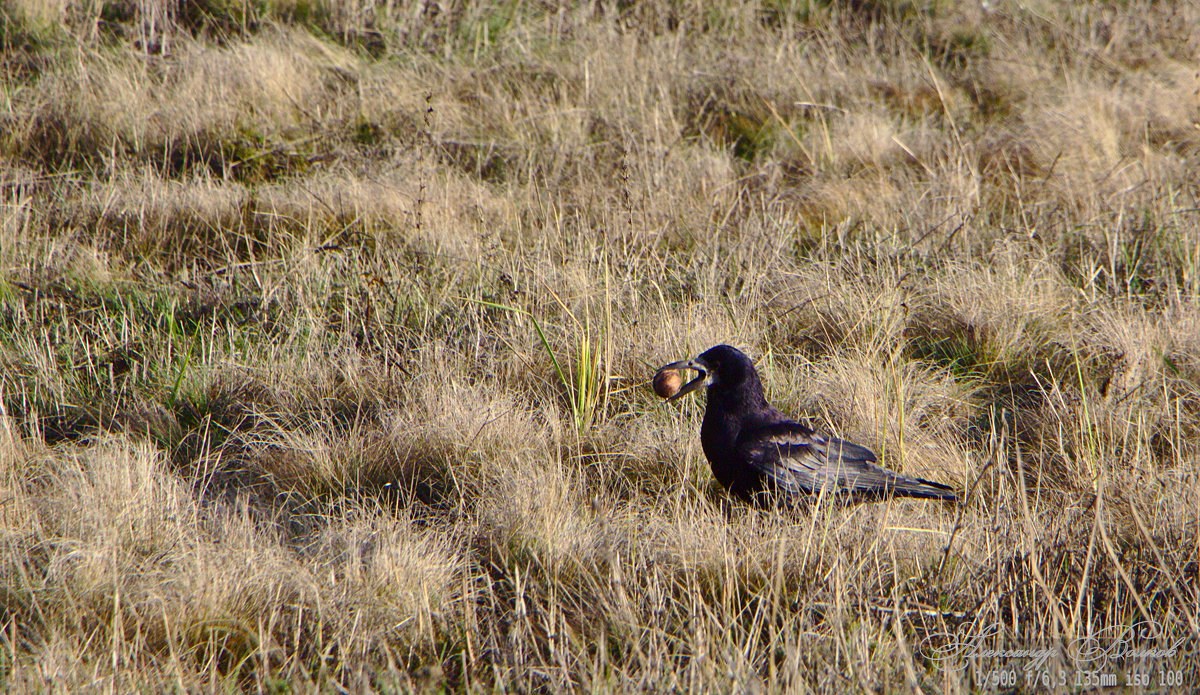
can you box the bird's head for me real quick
[658,344,760,402]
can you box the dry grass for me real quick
[2,0,1200,691]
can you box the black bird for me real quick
[660,345,957,504]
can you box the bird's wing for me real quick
[736,423,955,500]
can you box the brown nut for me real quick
[652,368,683,398]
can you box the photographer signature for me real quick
[917,620,1190,671]
[1068,620,1190,669]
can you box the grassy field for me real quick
[2,0,1199,691]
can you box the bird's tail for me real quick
[885,474,958,501]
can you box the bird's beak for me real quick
[659,357,712,402]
